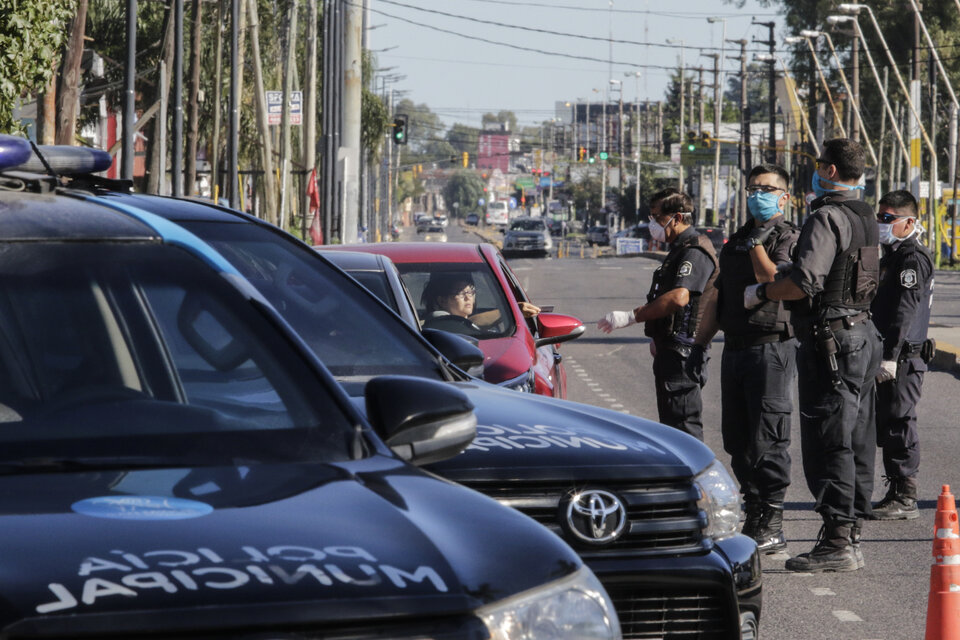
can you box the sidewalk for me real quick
[928,326,960,375]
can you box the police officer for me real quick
[744,138,881,572]
[870,190,934,520]
[599,188,719,441]
[714,164,799,553]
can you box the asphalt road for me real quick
[442,222,960,640]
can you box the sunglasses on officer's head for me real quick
[876,212,910,224]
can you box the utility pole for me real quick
[279,0,298,229]
[185,0,202,195]
[696,66,706,218]
[343,0,363,243]
[753,20,777,162]
[246,0,277,224]
[122,0,137,180]
[729,39,749,228]
[667,38,685,189]
[303,0,319,238]
[210,0,223,201]
[228,0,239,207]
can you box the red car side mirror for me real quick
[535,312,586,348]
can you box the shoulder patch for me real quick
[900,268,917,289]
[678,261,693,277]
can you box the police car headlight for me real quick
[695,459,741,539]
[478,566,621,640]
[500,369,534,393]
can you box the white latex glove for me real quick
[598,310,636,334]
[876,360,898,383]
[744,283,764,309]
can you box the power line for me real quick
[452,0,781,19]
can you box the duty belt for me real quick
[724,331,792,350]
[824,311,871,332]
[899,342,923,359]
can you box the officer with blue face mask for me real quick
[710,164,799,554]
[743,138,881,573]
[870,190,934,521]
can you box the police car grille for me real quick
[467,482,704,552]
[603,584,731,639]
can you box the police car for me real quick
[0,136,622,639]
[8,138,762,639]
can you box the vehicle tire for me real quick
[739,611,759,640]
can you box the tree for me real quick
[446,123,478,155]
[0,0,76,132]
[443,170,485,217]
[482,110,517,132]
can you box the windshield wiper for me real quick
[0,456,188,474]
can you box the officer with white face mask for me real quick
[870,190,934,521]
[598,188,718,441]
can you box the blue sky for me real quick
[370,0,787,128]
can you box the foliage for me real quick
[442,170,485,216]
[361,49,388,162]
[482,110,517,132]
[395,169,424,207]
[445,123,478,155]
[0,0,76,131]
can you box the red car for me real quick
[326,242,584,398]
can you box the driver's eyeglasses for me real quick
[745,185,782,194]
[453,288,477,300]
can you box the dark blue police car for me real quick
[0,136,622,639]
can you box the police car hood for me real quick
[0,457,579,636]
[347,382,714,482]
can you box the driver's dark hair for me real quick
[649,187,693,223]
[422,273,473,313]
[748,163,789,190]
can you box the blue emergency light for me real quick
[0,135,32,171]
[0,136,112,175]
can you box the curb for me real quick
[932,341,960,375]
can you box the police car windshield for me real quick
[173,221,446,385]
[0,243,357,465]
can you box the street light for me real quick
[793,31,846,138]
[666,38,685,189]
[755,53,820,157]
[799,29,877,168]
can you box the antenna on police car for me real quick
[27,140,61,185]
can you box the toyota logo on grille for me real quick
[564,489,627,544]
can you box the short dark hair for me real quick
[747,163,789,190]
[820,138,865,181]
[649,187,693,216]
[422,273,473,312]
[878,190,918,217]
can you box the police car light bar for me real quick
[0,135,32,171]
[15,144,113,175]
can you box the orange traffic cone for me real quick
[925,485,960,640]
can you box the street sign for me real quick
[509,197,518,209]
[266,90,302,126]
[478,198,485,206]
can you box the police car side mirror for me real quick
[535,312,586,348]
[421,328,485,374]
[364,376,477,466]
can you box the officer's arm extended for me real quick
[633,287,689,322]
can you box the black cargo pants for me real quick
[721,338,797,504]
[652,342,709,441]
[796,320,882,523]
[876,355,925,479]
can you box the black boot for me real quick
[741,499,762,539]
[753,502,787,554]
[871,476,919,520]
[784,518,860,573]
[850,519,864,569]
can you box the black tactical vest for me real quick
[815,197,879,315]
[644,231,719,342]
[872,237,933,346]
[718,218,797,336]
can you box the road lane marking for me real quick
[599,266,623,270]
[832,610,863,622]
[810,587,836,596]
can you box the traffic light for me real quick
[588,155,596,164]
[579,146,586,162]
[392,115,408,145]
[598,150,609,161]
[701,131,712,148]
[685,131,697,152]
[462,151,469,168]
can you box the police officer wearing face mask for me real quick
[870,190,934,520]
[743,138,881,573]
[598,188,719,441]
[712,164,799,553]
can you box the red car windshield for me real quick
[395,262,516,340]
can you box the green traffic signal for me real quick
[588,156,596,164]
[598,151,608,161]
[686,143,696,152]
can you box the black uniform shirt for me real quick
[871,235,934,361]
[788,190,864,319]
[663,226,714,296]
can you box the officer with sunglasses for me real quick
[870,190,934,521]
[743,138,881,573]
[598,188,718,441]
[711,164,799,554]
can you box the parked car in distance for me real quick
[434,213,449,227]
[464,212,480,226]
[108,188,763,640]
[416,224,447,242]
[586,225,610,246]
[0,137,623,640]
[502,216,553,258]
[329,242,583,398]
[696,225,727,253]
